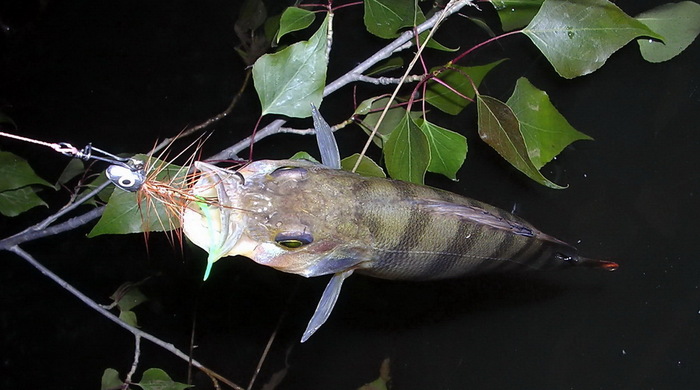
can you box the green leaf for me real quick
[289,151,320,163]
[0,151,53,216]
[253,14,328,118]
[417,30,458,52]
[0,151,53,192]
[416,119,467,180]
[365,57,404,77]
[88,157,186,237]
[384,113,430,184]
[364,0,422,39]
[236,0,267,32]
[341,154,386,177]
[476,94,565,189]
[425,60,506,115]
[55,159,85,188]
[506,78,591,169]
[360,97,409,148]
[354,96,383,116]
[119,310,139,328]
[80,171,113,205]
[491,0,544,31]
[522,0,663,78]
[636,1,700,63]
[113,287,148,312]
[363,1,452,51]
[0,111,17,127]
[101,368,124,390]
[135,368,192,390]
[0,186,48,217]
[276,7,316,44]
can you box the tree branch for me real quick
[208,0,475,160]
[9,245,245,390]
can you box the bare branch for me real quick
[8,246,245,390]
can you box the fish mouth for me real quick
[182,161,246,278]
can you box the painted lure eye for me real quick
[106,164,146,192]
[275,232,313,249]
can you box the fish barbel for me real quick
[179,108,618,342]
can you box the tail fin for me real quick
[578,257,619,271]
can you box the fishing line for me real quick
[0,130,146,191]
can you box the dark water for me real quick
[1,1,699,389]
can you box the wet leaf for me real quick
[119,310,139,328]
[477,94,565,189]
[0,186,48,217]
[88,157,186,237]
[135,368,192,390]
[636,1,700,63]
[425,60,506,115]
[364,0,422,39]
[276,7,316,43]
[354,96,383,116]
[253,14,328,118]
[491,0,544,31]
[416,119,467,180]
[363,0,452,51]
[0,151,53,191]
[341,154,386,178]
[101,368,124,390]
[522,0,663,78]
[384,113,430,184]
[506,78,591,169]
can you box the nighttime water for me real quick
[1,1,699,389]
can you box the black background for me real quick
[1,1,699,389]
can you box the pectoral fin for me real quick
[301,269,354,342]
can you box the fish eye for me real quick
[270,166,307,179]
[275,232,313,249]
[106,165,146,192]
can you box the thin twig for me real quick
[352,0,471,172]
[0,206,105,251]
[8,245,245,390]
[246,283,299,390]
[123,334,142,389]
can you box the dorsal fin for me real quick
[413,199,568,245]
[311,104,341,169]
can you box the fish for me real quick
[180,107,618,342]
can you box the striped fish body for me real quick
[182,158,616,342]
[182,159,614,281]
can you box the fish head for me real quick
[182,159,371,278]
[182,161,250,278]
